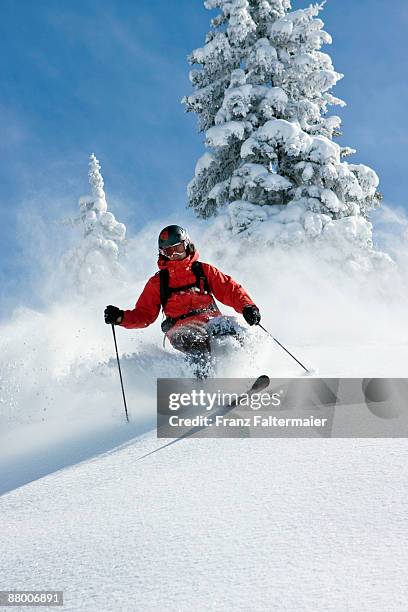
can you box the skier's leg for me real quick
[168,322,212,378]
[207,315,246,346]
[169,322,211,354]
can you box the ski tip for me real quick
[251,375,270,391]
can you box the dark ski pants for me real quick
[168,321,211,356]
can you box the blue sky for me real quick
[0,0,407,311]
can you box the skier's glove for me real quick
[243,305,261,326]
[104,305,124,325]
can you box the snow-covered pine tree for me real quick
[62,154,126,292]
[184,0,382,247]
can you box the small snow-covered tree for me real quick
[184,0,382,247]
[62,154,126,292]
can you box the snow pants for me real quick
[167,315,243,355]
[168,316,245,378]
[168,320,211,356]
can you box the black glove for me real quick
[243,305,261,326]
[104,305,124,325]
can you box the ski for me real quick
[137,375,271,461]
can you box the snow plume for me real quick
[0,265,193,495]
[194,213,408,356]
[185,0,382,254]
[1,202,408,494]
[61,154,127,295]
[373,203,408,263]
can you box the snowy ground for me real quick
[2,432,408,611]
[2,337,408,611]
[2,237,408,610]
[3,336,407,496]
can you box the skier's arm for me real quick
[120,275,161,329]
[203,263,257,314]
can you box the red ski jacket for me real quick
[121,249,256,331]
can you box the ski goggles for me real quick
[159,242,186,257]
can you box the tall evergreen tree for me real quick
[184,0,382,246]
[63,154,126,292]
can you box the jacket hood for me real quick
[157,248,200,271]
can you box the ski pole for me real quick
[257,323,310,374]
[111,324,129,422]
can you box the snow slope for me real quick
[1,334,408,611]
[2,218,408,610]
[2,431,408,611]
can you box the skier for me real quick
[104,225,260,372]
